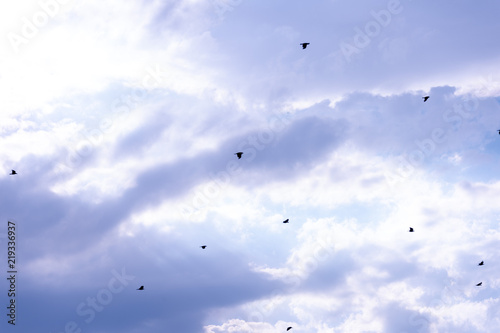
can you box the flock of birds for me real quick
[9,76,492,330]
[7,46,496,330]
[417,94,494,287]
[408,218,484,287]
[408,226,484,286]
[134,148,294,328]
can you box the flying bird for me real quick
[137,286,144,290]
[235,152,243,159]
[300,43,310,49]
[9,170,16,175]
[200,245,207,249]
[422,96,430,102]
[476,282,482,286]
[478,261,484,266]
[497,130,500,135]
[283,219,289,223]
[409,227,414,232]
[287,327,293,331]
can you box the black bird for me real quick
[497,130,500,135]
[476,282,482,286]
[409,227,414,232]
[287,327,293,331]
[200,245,207,249]
[235,152,243,159]
[283,219,289,223]
[423,96,430,102]
[478,261,484,266]
[9,170,16,175]
[300,43,310,49]
[137,286,144,290]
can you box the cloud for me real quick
[2,1,500,332]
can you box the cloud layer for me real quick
[1,1,500,332]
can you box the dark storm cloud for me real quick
[19,230,284,333]
[234,116,348,179]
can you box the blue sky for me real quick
[1,0,500,332]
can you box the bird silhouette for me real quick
[423,96,430,102]
[478,261,484,266]
[200,245,207,249]
[9,170,16,175]
[409,227,414,232]
[283,219,289,223]
[137,286,144,290]
[300,43,310,49]
[476,282,482,286]
[497,129,500,135]
[287,327,293,331]
[235,152,243,159]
